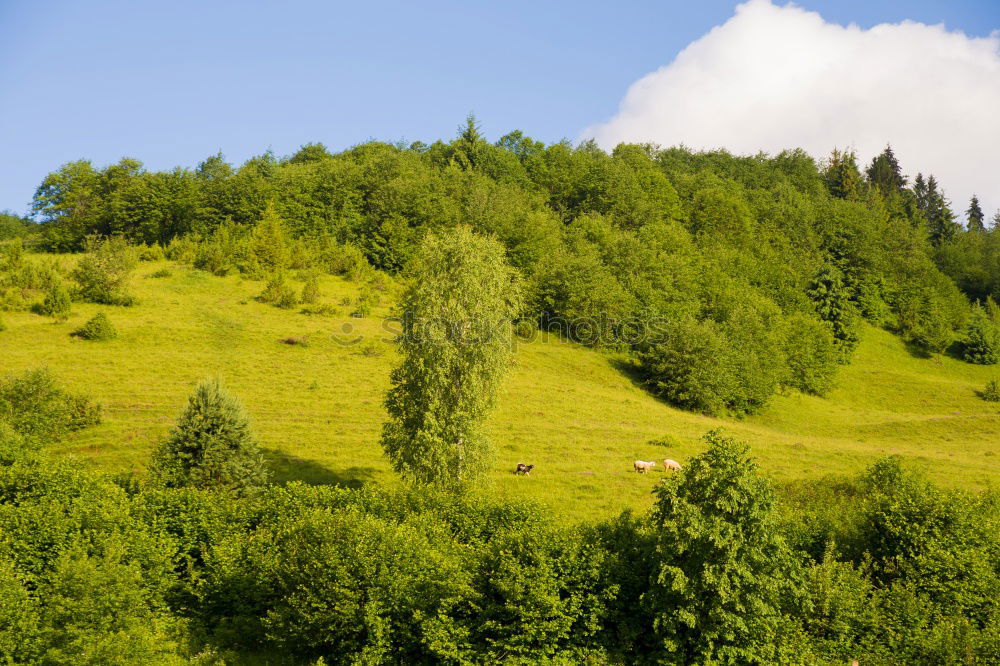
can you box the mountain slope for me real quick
[2,258,998,521]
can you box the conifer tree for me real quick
[380,226,522,487]
[967,195,985,233]
[452,113,486,170]
[149,379,267,493]
[823,149,864,200]
[250,201,289,272]
[808,265,859,362]
[865,145,907,194]
[924,175,959,245]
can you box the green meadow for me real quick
[4,255,997,522]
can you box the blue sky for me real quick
[1,0,998,215]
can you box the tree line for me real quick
[19,118,1000,415]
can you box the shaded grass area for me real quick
[2,258,999,522]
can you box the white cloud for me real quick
[583,0,1000,221]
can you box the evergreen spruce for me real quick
[963,304,1000,365]
[250,202,289,273]
[72,312,117,341]
[823,148,864,200]
[865,145,907,194]
[807,265,860,362]
[149,379,267,493]
[923,175,959,245]
[967,195,985,233]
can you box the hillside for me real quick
[3,257,997,522]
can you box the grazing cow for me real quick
[634,460,656,473]
[515,463,535,476]
[663,459,682,472]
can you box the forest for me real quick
[2,118,1000,663]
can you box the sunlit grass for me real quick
[3,257,999,522]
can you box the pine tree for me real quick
[924,175,959,245]
[913,173,928,211]
[967,195,985,233]
[823,148,864,200]
[250,201,289,273]
[452,113,486,170]
[807,265,860,362]
[149,379,267,493]
[865,145,907,194]
[380,226,522,487]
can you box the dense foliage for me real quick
[381,226,522,486]
[22,124,995,416]
[149,379,268,494]
[2,381,1000,664]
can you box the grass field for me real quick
[3,256,999,522]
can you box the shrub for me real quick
[324,242,371,281]
[638,309,785,416]
[72,236,138,306]
[164,236,198,263]
[299,303,338,316]
[148,268,171,279]
[0,368,101,442]
[963,305,1000,365]
[350,286,378,318]
[0,314,5,332]
[137,244,165,261]
[982,379,1000,402]
[199,509,475,662]
[193,223,244,276]
[300,276,320,304]
[783,312,839,395]
[148,378,268,493]
[32,283,72,319]
[357,341,384,357]
[256,274,298,309]
[72,312,117,341]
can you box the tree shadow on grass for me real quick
[263,448,377,488]
[608,355,648,391]
[902,339,934,360]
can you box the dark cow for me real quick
[515,463,535,476]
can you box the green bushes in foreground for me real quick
[6,424,1000,663]
[0,368,101,444]
[3,428,999,664]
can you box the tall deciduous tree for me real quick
[149,378,267,493]
[381,226,522,486]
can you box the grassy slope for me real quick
[2,258,999,522]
